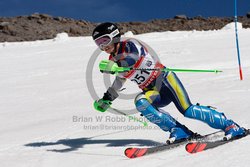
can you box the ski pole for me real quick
[108,107,148,127]
[99,60,222,74]
[130,67,223,73]
[112,67,222,74]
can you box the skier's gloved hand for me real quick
[99,60,129,74]
[93,99,112,112]
[99,60,119,74]
[93,87,119,112]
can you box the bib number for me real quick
[131,70,150,85]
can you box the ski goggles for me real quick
[94,29,119,50]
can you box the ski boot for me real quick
[184,104,246,140]
[135,96,197,144]
[167,122,200,144]
[223,120,246,140]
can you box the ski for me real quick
[185,129,250,154]
[124,130,222,159]
[124,139,187,159]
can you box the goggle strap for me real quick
[110,29,119,38]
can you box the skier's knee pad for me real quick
[184,104,227,129]
[134,94,176,132]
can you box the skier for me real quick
[92,22,246,143]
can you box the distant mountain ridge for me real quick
[0,13,250,42]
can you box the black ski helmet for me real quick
[92,22,121,47]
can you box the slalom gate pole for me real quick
[234,0,243,80]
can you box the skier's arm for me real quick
[110,76,126,92]
[94,41,139,112]
[94,76,126,112]
[101,77,126,105]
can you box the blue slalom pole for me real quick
[234,0,243,80]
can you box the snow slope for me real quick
[0,26,250,167]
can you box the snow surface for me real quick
[0,24,250,167]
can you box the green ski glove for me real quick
[99,60,130,74]
[93,99,112,112]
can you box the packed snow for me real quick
[0,23,250,167]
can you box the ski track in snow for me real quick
[0,27,250,167]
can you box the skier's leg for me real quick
[134,92,194,142]
[184,104,246,138]
[162,71,192,115]
[162,71,246,138]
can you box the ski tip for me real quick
[185,142,207,154]
[124,147,133,158]
[124,147,148,159]
[185,142,194,153]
